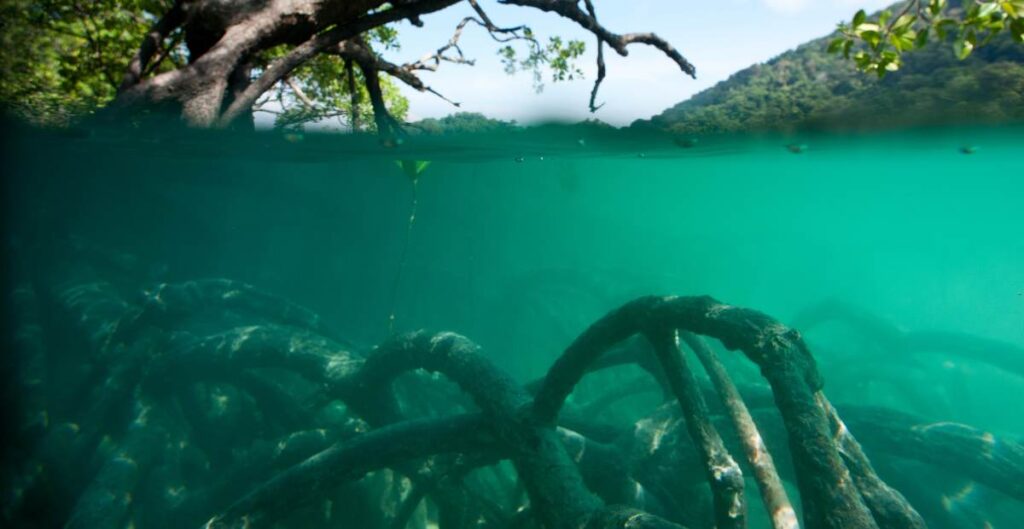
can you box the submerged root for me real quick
[5,245,1023,529]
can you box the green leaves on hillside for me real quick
[830,0,1024,77]
[645,18,1024,135]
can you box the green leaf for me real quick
[954,30,977,59]
[915,27,930,47]
[853,51,872,69]
[929,0,947,16]
[879,9,892,27]
[860,29,882,49]
[978,2,1001,18]
[890,30,916,51]
[1001,1,1024,18]
[853,9,867,27]
[892,14,917,32]
[827,37,845,53]
[1011,18,1024,41]
[854,23,880,34]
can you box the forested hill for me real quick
[636,21,1024,134]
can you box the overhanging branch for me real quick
[500,0,696,79]
[217,0,462,127]
[119,0,185,91]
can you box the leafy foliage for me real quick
[0,0,181,125]
[257,30,408,132]
[640,7,1024,135]
[831,0,1024,76]
[499,33,587,91]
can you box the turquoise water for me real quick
[2,123,1022,529]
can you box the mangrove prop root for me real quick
[531,295,885,529]
[680,332,797,529]
[841,407,1024,503]
[12,245,995,529]
[347,331,609,529]
[204,414,495,529]
[792,298,1024,378]
[815,394,927,529]
[646,329,746,529]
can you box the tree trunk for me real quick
[114,0,390,126]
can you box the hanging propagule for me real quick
[388,160,431,335]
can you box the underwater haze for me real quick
[2,123,1023,529]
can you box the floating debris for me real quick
[960,145,979,154]
[786,143,808,154]
[674,137,699,149]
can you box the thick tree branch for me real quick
[119,2,186,90]
[217,0,462,127]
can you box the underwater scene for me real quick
[1,122,1022,529]
[3,0,1024,528]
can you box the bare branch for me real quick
[283,77,317,109]
[583,0,605,112]
[374,0,541,107]
[334,39,462,109]
[500,0,696,78]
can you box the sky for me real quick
[378,0,894,125]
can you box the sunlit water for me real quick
[2,122,1022,528]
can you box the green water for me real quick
[2,123,1023,529]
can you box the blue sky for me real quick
[379,0,893,125]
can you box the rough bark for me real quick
[646,330,746,529]
[16,240,1002,529]
[681,333,798,529]
[530,295,885,529]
